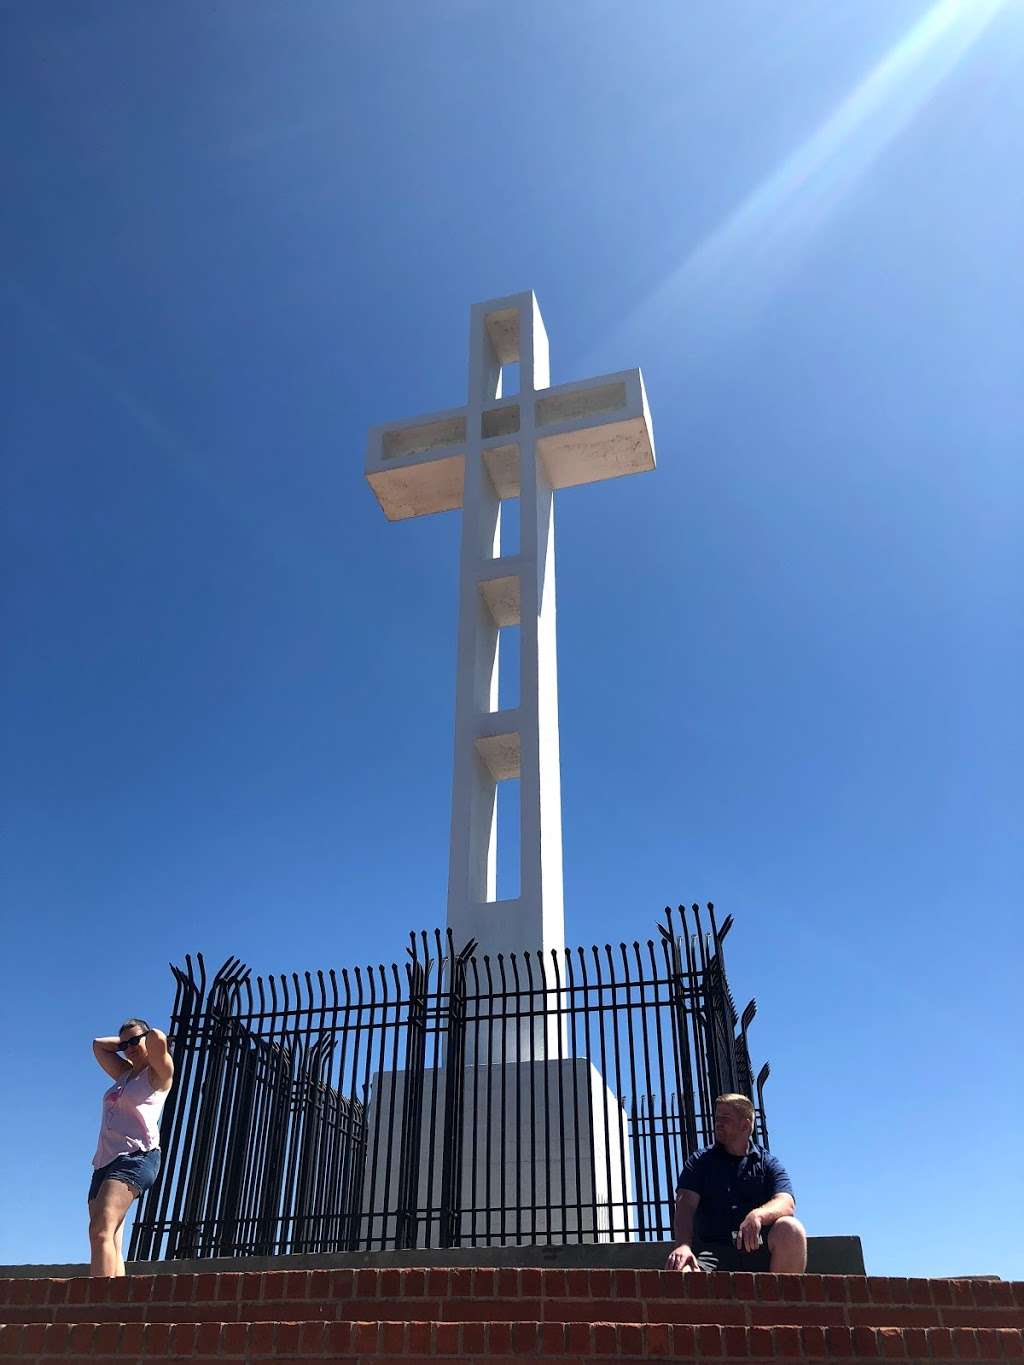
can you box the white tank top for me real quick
[92,1067,168,1168]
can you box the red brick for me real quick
[801,1324,829,1358]
[46,1279,69,1306]
[674,1326,699,1359]
[428,1268,450,1297]
[94,1322,122,1354]
[566,1320,591,1353]
[299,1320,326,1354]
[463,1320,487,1353]
[803,1276,826,1302]
[613,1269,637,1299]
[146,1321,173,1352]
[565,1269,589,1298]
[591,1269,612,1297]
[325,1319,352,1353]
[66,1277,90,1305]
[867,1278,893,1305]
[0,1325,21,1356]
[194,1319,223,1354]
[192,1272,216,1301]
[44,1323,72,1354]
[543,1269,568,1298]
[930,1282,954,1306]
[270,1322,300,1354]
[353,1320,379,1353]
[618,1322,643,1355]
[356,1267,378,1297]
[170,1321,197,1355]
[999,1329,1024,1358]
[302,1268,329,1303]
[929,1327,955,1358]
[1012,1284,1024,1310]
[380,1320,405,1353]
[704,1273,739,1302]
[824,1276,850,1303]
[248,1319,275,1355]
[946,1311,1024,1330]
[435,1321,460,1354]
[723,1323,750,1357]
[904,1327,930,1359]
[907,1278,932,1306]
[329,1268,354,1299]
[976,1327,1004,1359]
[635,1269,661,1300]
[952,1327,981,1358]
[749,1325,774,1358]
[750,1304,846,1328]
[21,1323,48,1356]
[650,1300,746,1326]
[696,1323,725,1357]
[849,1307,938,1329]
[521,1261,546,1294]
[731,1272,757,1301]
[593,1321,618,1354]
[878,1326,906,1358]
[487,1321,512,1354]
[825,1326,856,1358]
[126,1274,153,1303]
[284,1270,310,1300]
[846,1278,871,1304]
[886,1279,912,1305]
[407,1321,431,1354]
[117,1321,144,1354]
[471,1268,496,1298]
[511,1321,539,1354]
[972,1277,999,1310]
[646,1321,672,1357]
[852,1325,882,1358]
[756,1274,785,1302]
[988,1282,1014,1308]
[69,1321,95,1352]
[952,1282,978,1310]
[375,1268,398,1299]
[773,1324,802,1357]
[546,1297,636,1323]
[497,1268,519,1297]
[221,1320,248,1355]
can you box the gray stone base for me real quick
[0,1235,864,1278]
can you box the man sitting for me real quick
[665,1093,807,1273]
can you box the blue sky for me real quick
[2,0,1021,1277]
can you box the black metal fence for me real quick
[129,905,770,1262]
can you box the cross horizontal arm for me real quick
[365,368,655,522]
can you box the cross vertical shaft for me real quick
[448,293,563,960]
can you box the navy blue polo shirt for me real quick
[676,1142,794,1244]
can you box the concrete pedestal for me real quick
[362,1059,633,1248]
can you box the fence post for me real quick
[437,932,475,1247]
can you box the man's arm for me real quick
[146,1029,175,1090]
[737,1192,796,1252]
[93,1035,130,1082]
[664,1189,703,1272]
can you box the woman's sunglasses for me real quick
[118,1031,150,1051]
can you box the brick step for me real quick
[2,1317,1023,1362]
[2,1268,1021,1333]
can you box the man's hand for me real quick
[664,1243,703,1273]
[737,1210,764,1253]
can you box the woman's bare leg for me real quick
[88,1180,136,1276]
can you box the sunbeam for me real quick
[609,0,1009,353]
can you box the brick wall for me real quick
[2,1267,1021,1362]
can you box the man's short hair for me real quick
[715,1093,755,1124]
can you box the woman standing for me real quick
[89,1019,174,1276]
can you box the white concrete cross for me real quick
[366,292,655,961]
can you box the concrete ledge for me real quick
[0,1234,864,1278]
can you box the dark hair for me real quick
[119,1017,150,1035]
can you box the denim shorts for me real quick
[88,1148,161,1203]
